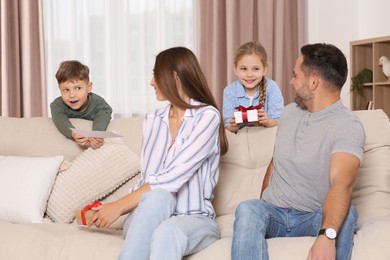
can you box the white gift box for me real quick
[234,109,258,124]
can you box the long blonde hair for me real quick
[234,41,268,106]
[153,47,228,155]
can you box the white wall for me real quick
[304,0,390,108]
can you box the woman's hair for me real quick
[55,60,90,84]
[233,41,268,105]
[153,47,228,155]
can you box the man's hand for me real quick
[307,235,336,260]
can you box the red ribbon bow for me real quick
[235,104,263,112]
[81,201,101,225]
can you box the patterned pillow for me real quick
[46,138,140,223]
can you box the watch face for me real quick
[325,228,337,239]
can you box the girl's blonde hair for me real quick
[234,41,268,106]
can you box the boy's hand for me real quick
[89,137,104,149]
[71,131,90,148]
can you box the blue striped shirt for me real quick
[131,99,221,219]
[222,79,284,127]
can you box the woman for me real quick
[90,46,228,259]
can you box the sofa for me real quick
[0,109,389,260]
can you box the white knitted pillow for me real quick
[46,138,140,223]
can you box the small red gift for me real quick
[75,201,101,226]
[234,104,263,124]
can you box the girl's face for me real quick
[234,54,267,96]
[150,75,167,101]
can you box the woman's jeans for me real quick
[118,188,220,260]
[231,200,358,260]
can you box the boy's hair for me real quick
[234,41,268,106]
[55,60,90,84]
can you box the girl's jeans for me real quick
[231,200,357,260]
[118,188,220,260]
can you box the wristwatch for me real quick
[318,228,337,240]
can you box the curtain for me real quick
[43,0,195,118]
[0,0,46,117]
[196,0,303,109]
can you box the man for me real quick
[231,43,365,260]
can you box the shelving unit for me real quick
[350,35,390,118]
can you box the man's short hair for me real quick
[300,43,348,89]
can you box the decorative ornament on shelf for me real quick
[351,68,372,96]
[378,56,390,81]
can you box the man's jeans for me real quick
[231,200,358,260]
[118,188,220,260]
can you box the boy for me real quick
[50,60,112,149]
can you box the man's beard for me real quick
[294,84,312,110]
[295,96,308,109]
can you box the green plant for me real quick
[351,68,372,96]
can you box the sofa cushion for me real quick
[0,117,144,162]
[352,109,390,228]
[0,155,63,224]
[46,138,140,223]
[353,109,390,151]
[213,126,277,216]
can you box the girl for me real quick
[89,47,228,260]
[223,41,284,133]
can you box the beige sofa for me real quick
[0,109,389,260]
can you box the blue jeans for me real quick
[118,189,220,260]
[231,200,357,260]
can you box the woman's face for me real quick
[150,75,167,101]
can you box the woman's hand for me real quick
[88,202,122,228]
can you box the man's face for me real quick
[290,55,313,109]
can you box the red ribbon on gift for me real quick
[235,104,263,123]
[81,201,101,225]
[235,104,263,112]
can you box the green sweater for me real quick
[50,93,113,139]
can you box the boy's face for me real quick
[59,79,92,111]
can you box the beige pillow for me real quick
[46,138,140,223]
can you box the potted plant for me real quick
[351,68,372,96]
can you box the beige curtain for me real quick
[0,0,46,117]
[196,0,303,109]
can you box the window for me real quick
[43,0,195,117]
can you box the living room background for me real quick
[43,0,195,118]
[0,0,301,118]
[2,0,389,118]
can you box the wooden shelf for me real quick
[350,36,390,117]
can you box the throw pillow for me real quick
[0,155,64,224]
[46,138,140,223]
